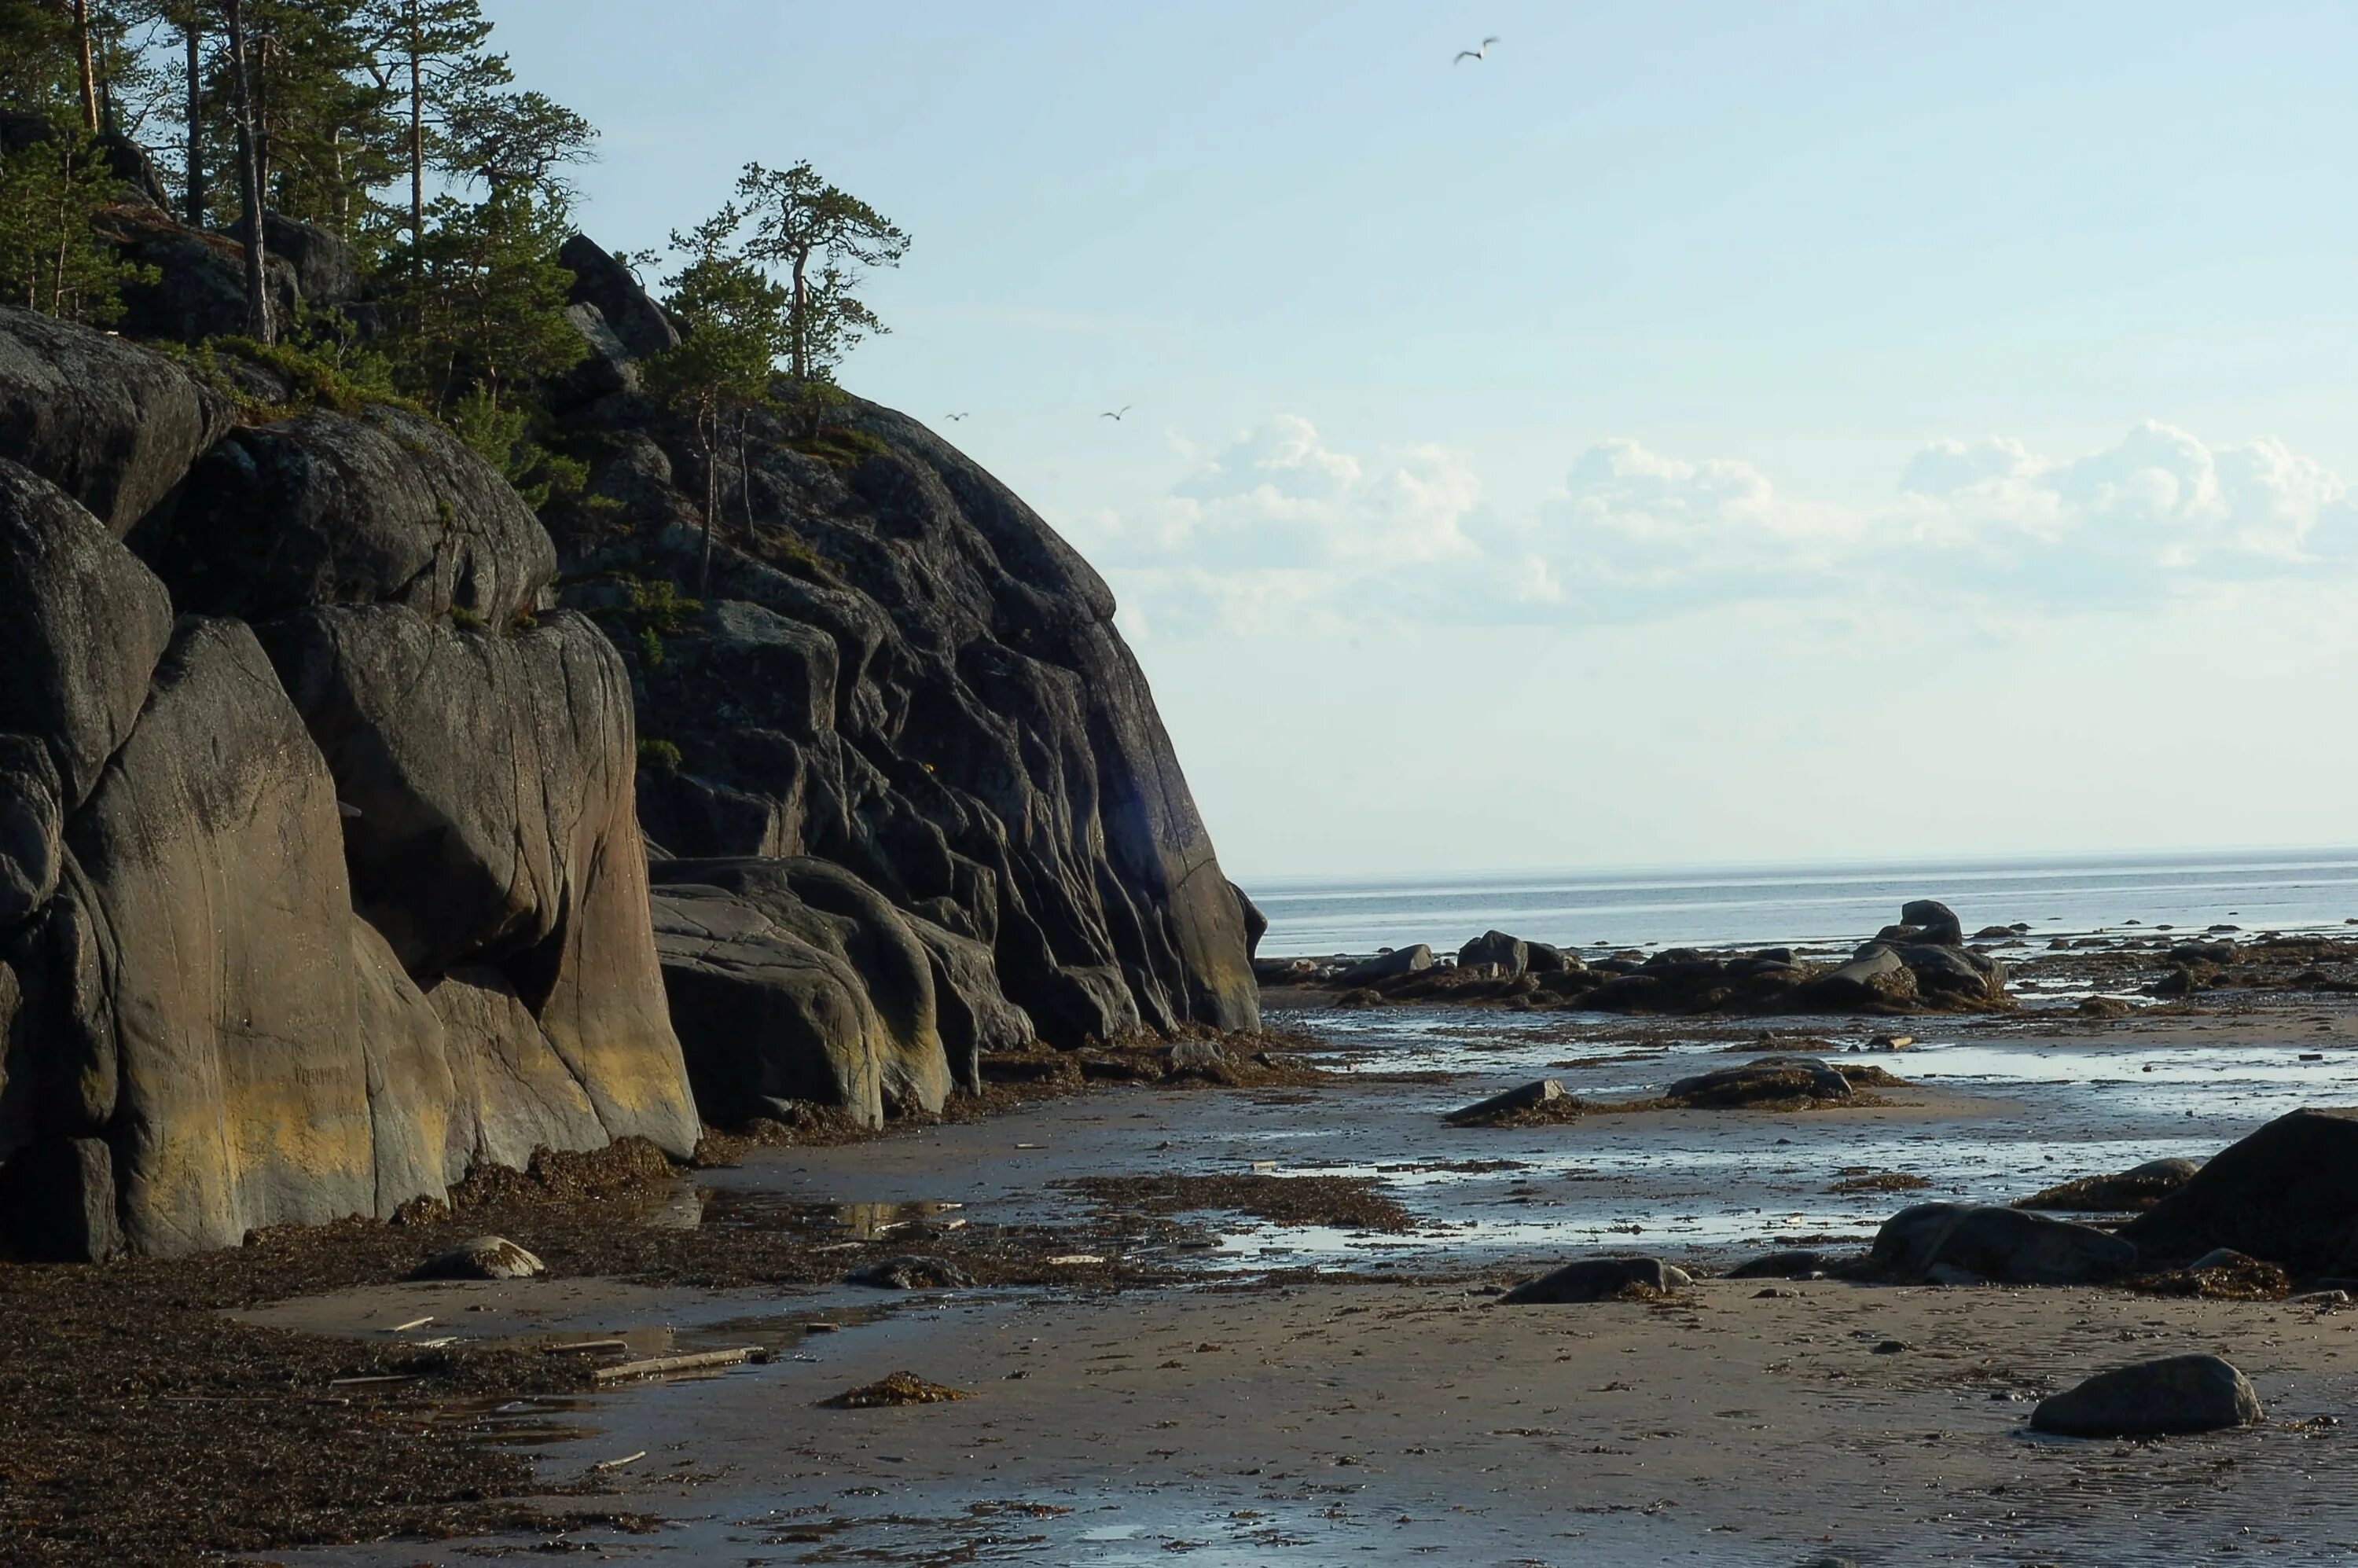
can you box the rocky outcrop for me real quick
[0,306,234,535]
[130,405,556,622]
[1871,1202,2138,1286]
[2031,1355,2262,1438]
[558,286,1258,1048]
[90,200,299,345]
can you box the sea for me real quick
[1247,846,2358,957]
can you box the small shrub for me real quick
[637,737,681,771]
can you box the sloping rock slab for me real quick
[131,404,555,622]
[2016,1157,2201,1214]
[2031,1354,2262,1438]
[0,305,233,534]
[1871,1202,2137,1286]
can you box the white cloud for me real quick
[1088,416,2358,637]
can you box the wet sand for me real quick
[235,987,2358,1567]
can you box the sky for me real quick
[490,0,2358,881]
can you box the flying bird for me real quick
[1100,406,1132,421]
[944,412,969,421]
[1454,35,1499,64]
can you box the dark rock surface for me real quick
[1500,1255,1691,1304]
[0,461,177,806]
[132,405,556,622]
[0,304,234,534]
[1725,1248,1848,1280]
[2120,1107,2358,1272]
[2031,1354,2262,1438]
[1871,1202,2138,1286]
[413,1235,546,1281]
[1339,946,1434,984]
[261,211,362,308]
[559,234,679,361]
[562,352,1258,1049]
[1459,930,1528,975]
[1665,1056,1852,1107]
[846,1254,973,1290]
[2016,1157,2201,1214]
[1445,1078,1570,1126]
[90,200,299,344]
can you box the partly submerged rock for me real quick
[413,1235,546,1281]
[1445,1078,1572,1126]
[1339,946,1434,984]
[2030,1354,2262,1438]
[1500,1255,1691,1304]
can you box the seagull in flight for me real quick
[1454,35,1499,64]
[1100,406,1132,421]
[944,412,969,421]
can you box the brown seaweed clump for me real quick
[2127,1252,2291,1302]
[818,1371,974,1408]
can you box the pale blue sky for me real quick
[494,1,2358,879]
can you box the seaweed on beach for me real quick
[1060,1173,1418,1233]
[817,1371,974,1408]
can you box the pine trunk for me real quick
[182,20,204,226]
[407,6,424,245]
[223,0,273,343]
[72,0,98,134]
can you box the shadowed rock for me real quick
[413,1235,545,1281]
[1726,1248,1849,1280]
[131,405,556,622]
[2016,1157,2202,1214]
[1500,1255,1691,1303]
[846,1254,972,1290]
[2031,1354,2261,1438]
[1666,1056,1852,1107]
[1872,1202,2138,1286]
[1446,1078,1570,1126]
[2121,1107,2358,1272]
[0,305,233,534]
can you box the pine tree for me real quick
[0,113,155,322]
[732,159,909,388]
[380,182,581,413]
[357,0,498,244]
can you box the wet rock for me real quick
[2030,1353,2262,1438]
[1500,1255,1690,1304]
[2015,1157,2201,1214]
[1664,1056,1852,1108]
[1726,1248,1846,1280]
[130,404,556,622]
[1523,941,1577,974]
[1974,925,2018,940]
[1339,946,1433,984]
[2169,942,2238,966]
[2120,1107,2358,1272]
[846,1254,973,1290]
[0,304,233,535]
[1445,1078,1570,1126]
[1871,1202,2138,1286]
[1794,947,1917,1011]
[1899,898,1964,945]
[2077,995,2132,1018]
[413,1235,545,1281]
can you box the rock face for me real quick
[0,310,705,1257]
[562,321,1258,1050]
[1871,1202,2138,1286]
[0,306,234,535]
[2120,1108,2358,1272]
[2031,1354,2262,1438]
[130,405,556,623]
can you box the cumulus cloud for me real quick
[1085,415,2358,637]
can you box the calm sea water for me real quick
[1247,847,2358,957]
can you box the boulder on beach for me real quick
[413,1236,545,1280]
[2030,1353,2263,1438]
[2120,1107,2358,1272]
[1726,1248,1850,1280]
[2015,1157,2202,1214]
[1339,945,1434,984]
[1664,1056,1853,1108]
[1871,1202,2137,1286]
[1458,930,1529,976]
[1500,1255,1690,1304]
[846,1254,973,1290]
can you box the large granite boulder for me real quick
[261,602,698,1160]
[2032,1354,2263,1438]
[261,211,362,309]
[650,857,958,1127]
[130,405,555,622]
[559,233,679,361]
[65,619,385,1254]
[569,387,1258,1048]
[90,200,299,345]
[0,462,176,807]
[0,305,233,534]
[2121,1107,2358,1272]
